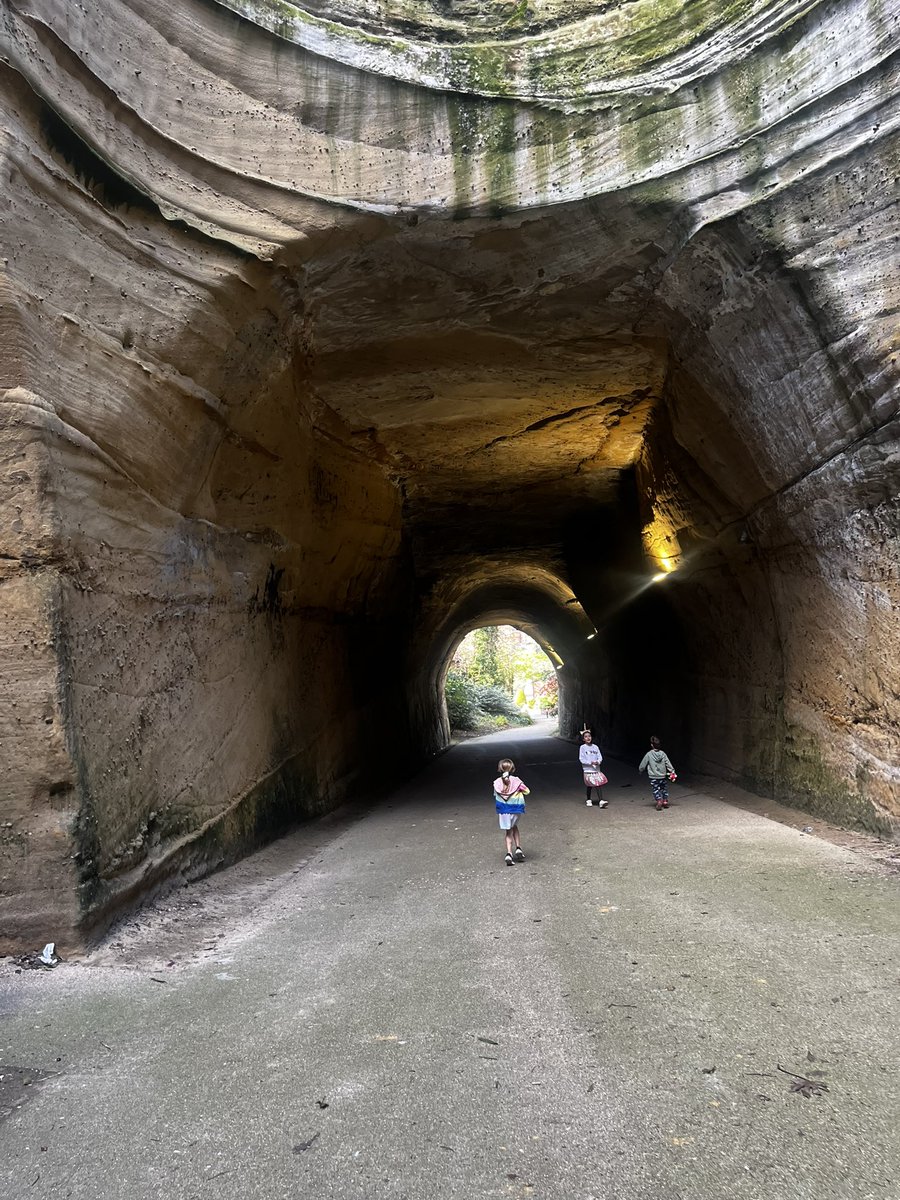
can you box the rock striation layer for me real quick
[0,0,897,948]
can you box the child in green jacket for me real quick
[638,736,676,810]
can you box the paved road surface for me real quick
[2,724,898,1199]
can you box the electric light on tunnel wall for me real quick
[545,645,564,669]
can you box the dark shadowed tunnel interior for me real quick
[1,0,897,949]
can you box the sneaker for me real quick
[655,801,663,811]
[662,801,669,809]
[514,848,525,862]
[597,799,609,809]
[586,799,593,807]
[505,853,514,866]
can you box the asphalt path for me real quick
[1,723,898,1199]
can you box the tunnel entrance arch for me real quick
[408,562,602,759]
[447,623,561,726]
[442,621,564,736]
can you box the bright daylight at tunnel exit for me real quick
[0,0,898,1197]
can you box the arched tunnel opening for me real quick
[439,618,574,744]
[0,0,897,951]
[441,623,564,736]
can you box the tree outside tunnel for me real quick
[444,625,558,733]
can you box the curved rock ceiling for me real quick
[0,0,897,947]
[221,0,832,101]
[3,0,896,236]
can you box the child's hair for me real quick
[650,735,661,749]
[497,758,516,774]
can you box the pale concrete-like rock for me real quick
[0,0,897,948]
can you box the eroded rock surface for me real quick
[0,0,897,949]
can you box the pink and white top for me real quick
[493,774,528,798]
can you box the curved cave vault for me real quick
[0,0,897,949]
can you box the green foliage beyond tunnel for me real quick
[444,626,557,733]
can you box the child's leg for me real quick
[500,815,513,859]
[511,818,525,861]
[651,777,664,808]
[505,829,515,855]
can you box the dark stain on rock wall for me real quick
[250,563,285,619]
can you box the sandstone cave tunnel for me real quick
[0,0,897,950]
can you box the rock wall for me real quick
[628,163,900,831]
[0,69,412,949]
[1,0,897,946]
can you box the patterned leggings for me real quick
[650,777,669,804]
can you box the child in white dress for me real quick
[579,730,608,807]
